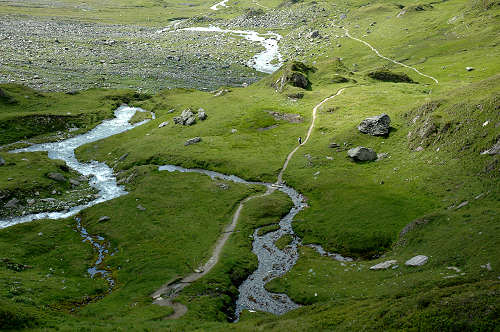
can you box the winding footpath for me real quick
[152,89,346,319]
[341,27,439,84]
[277,88,346,184]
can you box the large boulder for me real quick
[347,147,377,161]
[173,109,195,126]
[69,178,80,186]
[358,113,391,136]
[0,156,5,166]
[173,108,207,126]
[98,216,111,222]
[197,108,207,121]
[184,116,196,126]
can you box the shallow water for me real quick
[0,106,150,229]
[159,165,306,318]
[306,244,353,262]
[75,217,116,290]
[178,26,282,74]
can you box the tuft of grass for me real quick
[275,234,293,250]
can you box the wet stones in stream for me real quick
[156,165,305,318]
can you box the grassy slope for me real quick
[0,0,498,330]
[0,0,283,26]
[1,165,261,329]
[75,86,316,182]
[0,84,150,145]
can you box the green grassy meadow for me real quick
[0,0,499,330]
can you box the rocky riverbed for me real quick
[0,15,264,92]
[0,1,343,92]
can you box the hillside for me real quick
[0,0,499,330]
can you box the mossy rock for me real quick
[272,61,315,91]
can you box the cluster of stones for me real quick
[369,255,429,270]
[348,113,391,162]
[173,108,207,126]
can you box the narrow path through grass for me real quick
[152,89,347,319]
[341,26,439,84]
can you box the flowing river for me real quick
[0,103,350,318]
[0,106,150,229]
[0,20,315,318]
[156,165,307,317]
[167,26,283,74]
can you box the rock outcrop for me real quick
[272,61,314,92]
[367,69,415,83]
[5,198,19,208]
[347,146,377,161]
[173,108,208,126]
[174,109,196,126]
[358,114,391,136]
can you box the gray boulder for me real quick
[47,172,66,182]
[185,116,196,126]
[358,113,391,136]
[347,146,377,161]
[185,137,202,146]
[198,109,207,121]
[376,152,390,161]
[158,121,169,128]
[0,156,5,166]
[405,255,428,266]
[118,153,129,162]
[173,109,195,125]
[370,260,397,270]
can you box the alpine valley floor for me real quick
[0,0,499,330]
